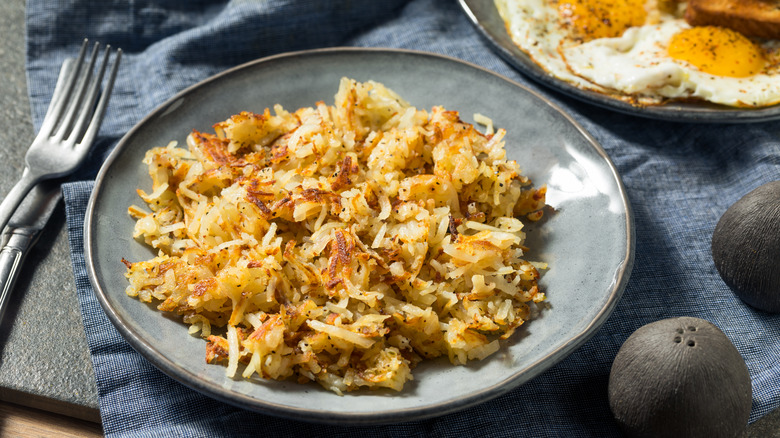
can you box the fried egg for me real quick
[495,0,780,107]
[495,0,616,91]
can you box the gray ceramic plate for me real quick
[85,48,634,424]
[459,0,780,123]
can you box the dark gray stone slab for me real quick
[0,0,99,424]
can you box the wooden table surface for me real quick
[0,400,102,437]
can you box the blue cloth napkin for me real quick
[26,0,780,436]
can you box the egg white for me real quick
[495,0,611,92]
[562,20,780,107]
[496,0,780,107]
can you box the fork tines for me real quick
[0,39,122,236]
[41,39,122,149]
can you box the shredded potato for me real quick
[124,78,547,394]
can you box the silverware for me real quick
[0,180,63,323]
[0,39,121,234]
[0,57,76,325]
[0,41,121,324]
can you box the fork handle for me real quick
[0,169,40,234]
[0,228,37,324]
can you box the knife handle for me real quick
[0,228,38,323]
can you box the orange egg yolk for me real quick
[557,0,647,41]
[668,26,765,77]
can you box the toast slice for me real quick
[685,0,780,39]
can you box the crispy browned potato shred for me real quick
[124,78,547,394]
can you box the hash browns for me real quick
[124,78,547,394]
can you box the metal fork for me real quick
[0,39,122,233]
